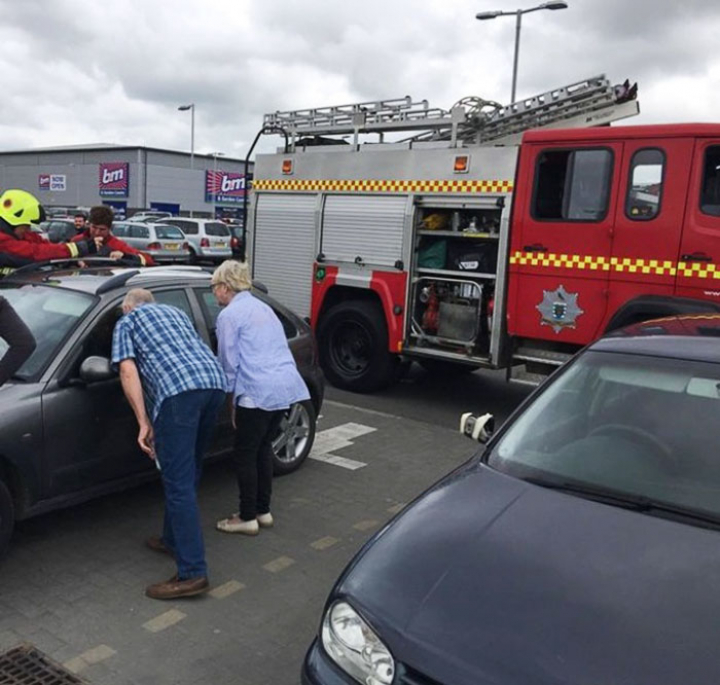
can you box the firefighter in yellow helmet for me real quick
[0,189,100,276]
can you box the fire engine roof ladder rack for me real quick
[262,74,638,149]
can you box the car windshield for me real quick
[205,222,230,237]
[0,285,94,379]
[155,226,184,239]
[487,350,720,521]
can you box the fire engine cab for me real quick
[247,75,720,391]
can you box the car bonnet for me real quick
[335,464,720,685]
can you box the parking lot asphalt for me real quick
[0,392,484,685]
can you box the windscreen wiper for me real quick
[523,476,720,529]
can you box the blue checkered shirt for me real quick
[112,303,226,422]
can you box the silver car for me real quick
[156,218,232,264]
[112,221,191,263]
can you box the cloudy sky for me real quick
[1,0,719,159]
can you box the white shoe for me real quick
[257,512,274,528]
[216,516,259,535]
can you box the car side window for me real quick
[130,226,149,239]
[113,224,128,237]
[153,289,195,324]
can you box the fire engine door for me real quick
[676,139,720,303]
[608,138,693,321]
[508,143,622,344]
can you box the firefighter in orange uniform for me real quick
[72,206,155,267]
[0,189,100,276]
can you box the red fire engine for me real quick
[247,75,720,391]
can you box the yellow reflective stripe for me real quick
[139,254,147,266]
[510,250,720,280]
[0,267,16,276]
[252,178,514,194]
[67,242,79,258]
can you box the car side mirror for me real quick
[460,412,494,443]
[79,356,116,384]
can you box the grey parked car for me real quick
[40,219,77,243]
[156,218,232,264]
[112,221,191,263]
[0,263,324,556]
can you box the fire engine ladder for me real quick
[263,75,638,148]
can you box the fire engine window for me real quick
[625,148,664,221]
[533,148,613,222]
[700,146,720,217]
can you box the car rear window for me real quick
[155,226,185,240]
[205,222,230,237]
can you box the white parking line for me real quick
[309,422,377,470]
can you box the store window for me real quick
[700,146,720,217]
[625,148,665,221]
[533,148,613,222]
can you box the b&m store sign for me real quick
[99,162,129,197]
[205,170,248,204]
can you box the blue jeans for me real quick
[154,388,225,580]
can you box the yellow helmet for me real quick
[0,189,46,226]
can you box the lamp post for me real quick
[210,152,225,219]
[476,1,568,104]
[178,103,195,169]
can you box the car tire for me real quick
[317,300,398,393]
[272,400,317,476]
[0,479,14,558]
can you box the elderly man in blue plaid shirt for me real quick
[112,288,226,600]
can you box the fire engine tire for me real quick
[317,300,398,393]
[418,359,479,376]
[0,478,14,559]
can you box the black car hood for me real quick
[338,465,720,685]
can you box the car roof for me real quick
[3,265,213,296]
[592,314,720,364]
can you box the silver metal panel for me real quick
[252,193,317,317]
[321,195,406,266]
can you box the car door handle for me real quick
[523,243,548,253]
[681,252,713,262]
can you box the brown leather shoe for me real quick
[145,575,209,600]
[145,535,174,557]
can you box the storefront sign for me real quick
[99,162,129,197]
[39,174,67,191]
[205,170,247,203]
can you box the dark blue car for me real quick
[303,314,720,685]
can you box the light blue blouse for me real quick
[215,291,310,411]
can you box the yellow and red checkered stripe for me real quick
[510,250,720,280]
[251,178,513,194]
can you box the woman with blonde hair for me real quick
[212,260,310,535]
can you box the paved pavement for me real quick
[0,394,485,685]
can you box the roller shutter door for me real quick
[321,195,406,266]
[252,194,316,317]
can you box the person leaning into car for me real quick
[0,296,36,386]
[212,260,310,536]
[112,288,226,600]
[73,205,155,266]
[0,189,102,277]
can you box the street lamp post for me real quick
[178,103,195,216]
[476,1,568,104]
[178,103,195,169]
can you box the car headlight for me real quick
[321,600,395,685]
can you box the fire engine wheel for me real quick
[318,300,398,393]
